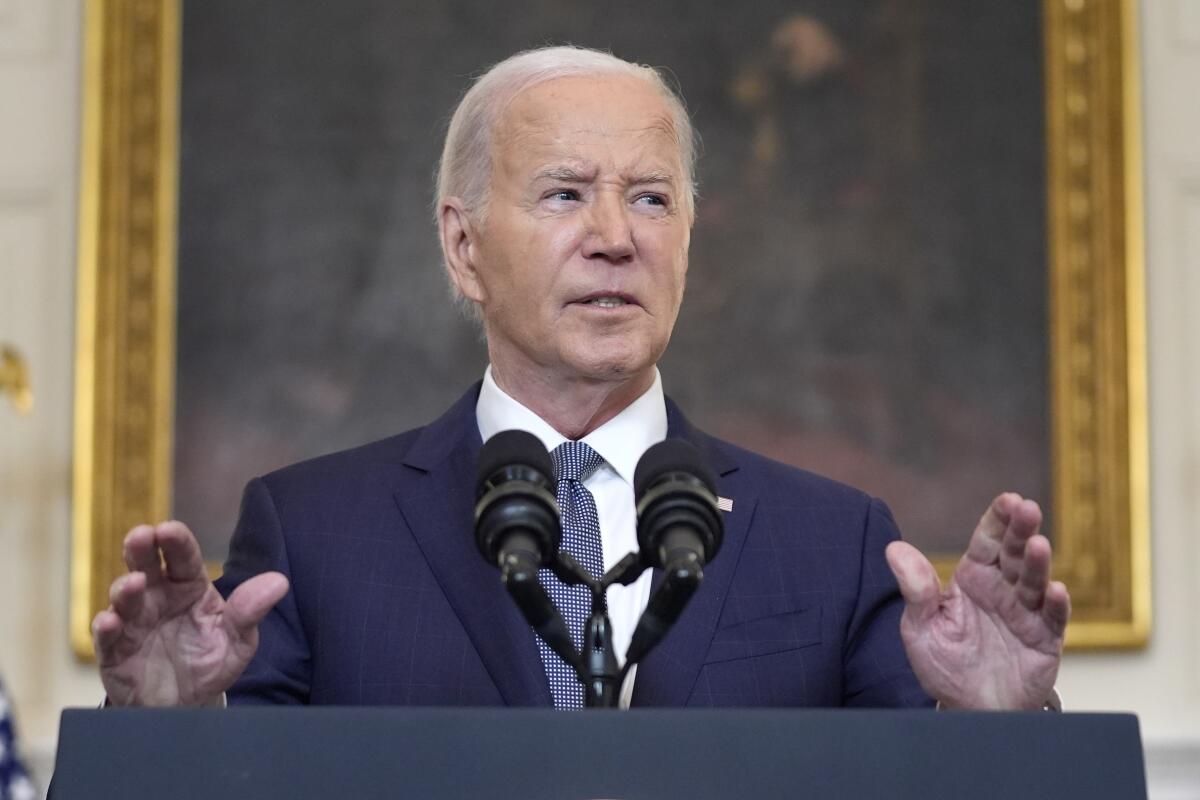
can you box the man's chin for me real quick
[564,345,659,385]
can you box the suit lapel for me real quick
[392,387,751,708]
[630,399,758,707]
[393,385,552,707]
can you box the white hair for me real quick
[435,45,698,223]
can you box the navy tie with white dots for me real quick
[537,440,606,710]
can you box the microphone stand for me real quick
[550,551,656,708]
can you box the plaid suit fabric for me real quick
[217,384,931,710]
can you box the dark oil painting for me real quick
[175,0,1049,560]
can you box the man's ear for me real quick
[439,199,486,305]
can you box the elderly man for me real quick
[93,46,1068,711]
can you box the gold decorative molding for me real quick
[932,0,1149,649]
[71,0,1149,658]
[1044,0,1149,647]
[72,0,179,659]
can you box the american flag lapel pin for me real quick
[717,496,734,512]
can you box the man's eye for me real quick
[635,194,667,207]
[547,189,580,202]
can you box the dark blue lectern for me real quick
[52,707,1147,799]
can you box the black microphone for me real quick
[633,439,723,575]
[474,430,581,671]
[624,439,724,666]
[475,429,559,573]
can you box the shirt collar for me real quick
[475,365,667,485]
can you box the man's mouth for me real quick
[586,296,627,308]
[574,292,638,309]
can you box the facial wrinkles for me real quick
[488,140,682,294]
[555,122,679,186]
[479,77,690,337]
[499,88,682,187]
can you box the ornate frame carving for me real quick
[72,0,178,658]
[1041,0,1149,647]
[70,0,1149,658]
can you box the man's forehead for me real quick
[493,75,682,170]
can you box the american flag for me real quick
[0,677,34,800]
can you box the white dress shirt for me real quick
[475,365,665,708]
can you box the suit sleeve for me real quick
[841,497,934,708]
[214,477,312,704]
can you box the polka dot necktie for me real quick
[537,440,606,710]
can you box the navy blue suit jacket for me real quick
[216,384,933,709]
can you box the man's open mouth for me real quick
[575,292,637,309]
[585,296,627,308]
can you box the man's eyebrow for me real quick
[626,171,677,186]
[529,166,677,186]
[532,166,596,183]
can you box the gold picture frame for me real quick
[70,0,1149,659]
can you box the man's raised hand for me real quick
[91,521,289,707]
[884,493,1071,710]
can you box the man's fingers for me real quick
[91,609,127,665]
[109,571,148,620]
[92,608,122,644]
[1042,581,1071,638]
[155,520,207,582]
[999,499,1042,584]
[885,541,942,620]
[1015,535,1052,610]
[964,493,1020,566]
[122,521,206,585]
[224,572,290,638]
[122,524,161,581]
[96,572,153,666]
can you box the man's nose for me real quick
[581,195,635,262]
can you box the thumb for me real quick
[225,572,290,638]
[885,541,942,620]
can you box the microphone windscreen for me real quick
[477,430,554,492]
[634,439,717,498]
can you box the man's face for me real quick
[459,74,692,391]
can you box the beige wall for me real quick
[0,6,186,789]
[1064,0,1200,733]
[0,0,1197,796]
[0,0,100,787]
[1053,1,1200,793]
